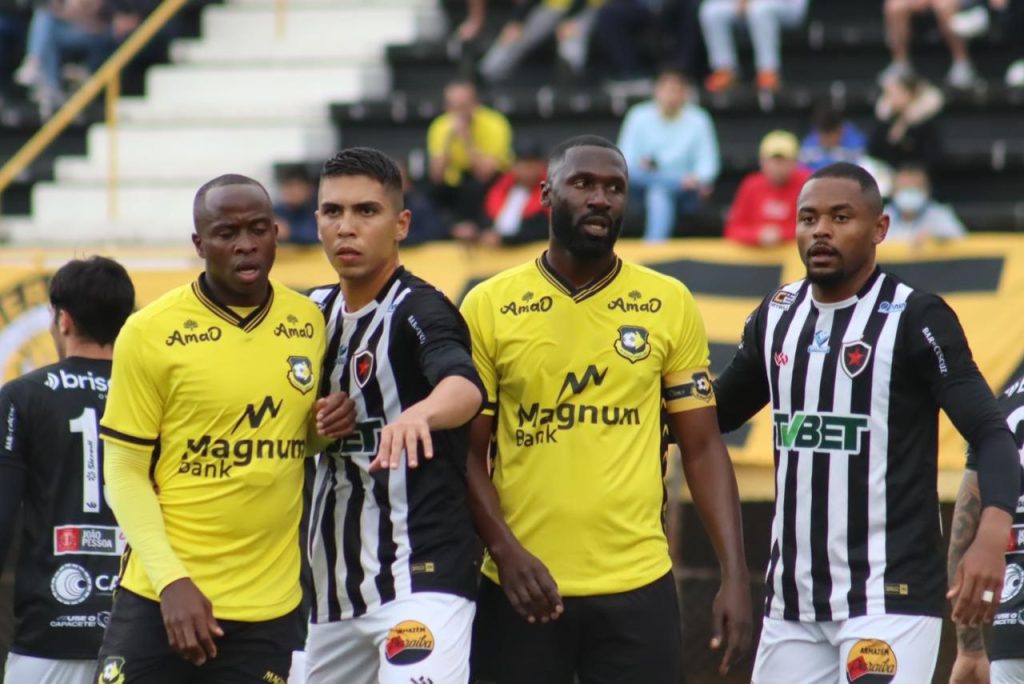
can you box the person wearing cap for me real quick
[617,66,720,242]
[451,139,549,247]
[723,130,811,247]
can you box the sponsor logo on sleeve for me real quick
[770,290,797,311]
[98,656,126,684]
[921,327,948,375]
[1003,563,1024,603]
[385,620,435,665]
[845,639,897,683]
[54,525,127,556]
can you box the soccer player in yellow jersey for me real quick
[460,135,752,683]
[96,175,354,684]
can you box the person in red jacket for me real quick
[724,130,811,247]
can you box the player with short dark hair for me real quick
[95,174,355,683]
[947,364,1024,684]
[460,134,752,683]
[304,147,485,683]
[714,161,1019,683]
[0,256,134,684]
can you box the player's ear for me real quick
[540,180,551,208]
[57,308,74,337]
[191,231,206,258]
[874,213,889,245]
[396,208,411,243]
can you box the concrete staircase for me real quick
[8,0,443,244]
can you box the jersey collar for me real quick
[536,252,622,303]
[192,273,274,332]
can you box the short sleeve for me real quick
[661,284,715,414]
[399,289,483,397]
[100,316,163,448]
[459,285,498,416]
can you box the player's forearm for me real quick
[681,441,748,578]
[948,469,989,654]
[103,441,189,593]
[465,414,521,558]
[407,375,483,431]
[973,428,1021,515]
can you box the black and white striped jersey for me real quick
[716,268,1009,622]
[306,268,483,623]
[986,365,1024,661]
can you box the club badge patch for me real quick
[841,340,872,378]
[614,325,651,363]
[98,656,126,684]
[352,350,374,388]
[286,356,314,394]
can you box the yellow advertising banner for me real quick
[2,236,1022,490]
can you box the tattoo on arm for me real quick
[948,470,986,652]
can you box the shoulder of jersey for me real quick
[466,260,541,296]
[123,281,195,327]
[3,360,65,393]
[619,261,691,297]
[272,280,325,318]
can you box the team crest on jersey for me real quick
[384,620,435,665]
[845,639,897,683]
[98,656,126,684]
[841,340,872,378]
[353,350,374,388]
[614,325,651,363]
[286,356,314,394]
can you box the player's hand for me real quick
[369,412,433,471]
[492,541,563,624]
[949,651,990,684]
[159,578,223,666]
[315,392,357,439]
[948,510,1009,626]
[710,575,752,675]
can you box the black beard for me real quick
[550,202,621,261]
[805,267,846,289]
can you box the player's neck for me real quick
[811,261,879,304]
[340,259,400,311]
[545,245,617,290]
[62,337,113,361]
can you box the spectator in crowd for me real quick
[952,0,1024,86]
[451,139,549,247]
[699,0,810,93]
[400,162,449,246]
[594,0,706,89]
[479,0,603,83]
[883,163,966,244]
[15,0,153,117]
[723,129,811,246]
[880,0,976,88]
[454,0,487,42]
[867,72,944,171]
[799,102,867,170]
[272,164,319,245]
[618,66,720,241]
[427,78,513,226]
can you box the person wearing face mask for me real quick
[883,164,965,244]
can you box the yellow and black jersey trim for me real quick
[662,368,717,413]
[535,254,622,303]
[191,275,274,332]
[99,425,158,447]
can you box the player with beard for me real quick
[713,162,1017,683]
[460,134,752,683]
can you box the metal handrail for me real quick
[0,0,189,218]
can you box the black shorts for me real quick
[470,571,682,684]
[95,588,304,684]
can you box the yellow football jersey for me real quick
[460,255,715,596]
[100,276,325,621]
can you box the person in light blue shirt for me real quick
[617,67,720,241]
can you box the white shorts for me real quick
[305,592,474,684]
[3,653,94,684]
[752,614,942,684]
[993,658,1024,684]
